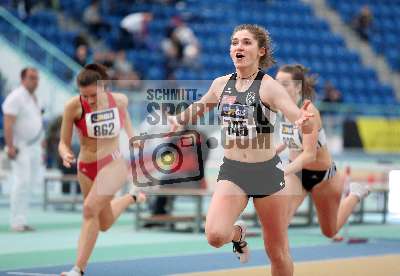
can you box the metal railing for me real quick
[0,7,81,86]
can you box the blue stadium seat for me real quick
[331,1,400,72]
[4,0,397,111]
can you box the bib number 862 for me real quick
[94,123,115,136]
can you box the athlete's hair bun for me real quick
[77,63,110,87]
[84,63,109,80]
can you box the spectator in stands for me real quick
[46,115,62,169]
[74,45,89,67]
[322,81,342,103]
[162,25,184,79]
[74,33,89,49]
[93,51,115,69]
[119,12,153,49]
[173,17,200,66]
[90,50,142,90]
[351,5,373,41]
[14,0,34,19]
[162,16,201,79]
[112,50,142,90]
[2,67,45,232]
[83,0,110,39]
[46,115,80,195]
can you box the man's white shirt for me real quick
[2,85,43,146]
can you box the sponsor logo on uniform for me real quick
[276,161,284,171]
[221,104,249,118]
[246,91,256,105]
[91,109,115,123]
[281,123,294,135]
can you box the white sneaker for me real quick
[60,266,84,276]
[350,182,370,201]
[129,185,146,203]
[232,220,250,264]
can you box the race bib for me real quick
[221,103,255,138]
[280,122,301,149]
[86,107,121,138]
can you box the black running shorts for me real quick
[295,162,337,191]
[217,155,285,198]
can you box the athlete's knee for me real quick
[264,235,291,266]
[206,228,229,248]
[266,246,291,267]
[206,232,226,248]
[321,226,337,238]
[99,221,111,232]
[83,203,98,220]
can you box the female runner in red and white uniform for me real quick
[58,63,145,276]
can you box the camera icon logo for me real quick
[129,130,204,187]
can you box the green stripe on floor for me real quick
[0,228,332,270]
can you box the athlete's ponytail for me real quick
[278,64,317,101]
[76,63,109,87]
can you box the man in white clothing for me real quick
[2,67,44,232]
